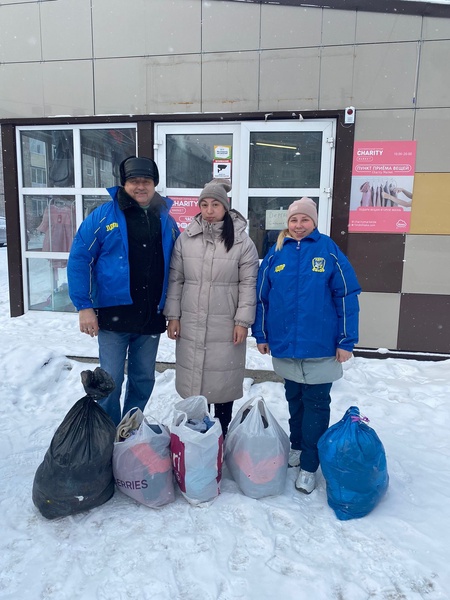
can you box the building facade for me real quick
[1,0,450,357]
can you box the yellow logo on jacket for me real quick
[275,264,285,273]
[312,257,325,272]
[106,222,118,232]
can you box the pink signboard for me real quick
[169,196,200,231]
[348,141,417,233]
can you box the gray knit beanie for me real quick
[198,179,231,210]
[287,197,318,227]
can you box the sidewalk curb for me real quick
[66,356,283,385]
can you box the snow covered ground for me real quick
[0,245,449,600]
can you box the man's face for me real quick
[124,177,155,206]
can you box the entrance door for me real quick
[154,119,335,257]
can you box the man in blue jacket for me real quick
[68,156,179,425]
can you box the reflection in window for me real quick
[248,196,319,258]
[21,130,74,188]
[249,132,322,189]
[31,167,46,187]
[83,195,110,219]
[166,134,232,188]
[27,258,75,312]
[24,195,76,252]
[81,129,136,188]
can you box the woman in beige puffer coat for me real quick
[164,179,259,435]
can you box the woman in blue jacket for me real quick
[252,197,361,494]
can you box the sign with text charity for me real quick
[348,141,417,233]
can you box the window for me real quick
[30,167,47,188]
[17,124,137,312]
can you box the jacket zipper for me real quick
[295,240,301,354]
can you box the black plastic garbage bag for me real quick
[32,367,117,519]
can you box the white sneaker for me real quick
[295,469,316,494]
[288,448,301,468]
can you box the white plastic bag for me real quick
[224,396,289,499]
[170,396,223,505]
[113,408,175,508]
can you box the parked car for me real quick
[0,216,6,246]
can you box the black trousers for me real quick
[209,401,234,437]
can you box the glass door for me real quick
[154,119,335,255]
[154,124,241,232]
[240,120,335,257]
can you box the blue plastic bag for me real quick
[317,406,389,520]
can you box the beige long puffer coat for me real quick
[164,211,259,404]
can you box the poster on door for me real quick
[213,160,231,179]
[169,196,199,230]
[213,145,232,180]
[348,141,417,233]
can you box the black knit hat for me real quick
[119,156,159,186]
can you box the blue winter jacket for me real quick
[252,229,361,358]
[68,186,179,312]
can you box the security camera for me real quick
[344,106,356,124]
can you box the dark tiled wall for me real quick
[398,294,450,353]
[346,234,405,293]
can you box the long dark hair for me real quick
[222,211,235,252]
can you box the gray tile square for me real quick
[0,3,41,62]
[353,43,418,110]
[41,0,92,60]
[356,12,421,44]
[319,46,354,110]
[354,109,415,141]
[261,4,322,49]
[422,16,450,40]
[417,41,450,108]
[202,52,259,113]
[260,48,320,112]
[322,9,356,46]
[203,1,260,52]
[415,108,450,172]
[95,56,201,115]
[402,235,450,295]
[43,61,94,117]
[0,63,44,117]
[357,292,400,350]
[92,0,201,59]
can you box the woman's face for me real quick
[199,198,226,223]
[288,214,315,240]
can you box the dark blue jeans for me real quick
[97,330,160,426]
[284,379,332,473]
